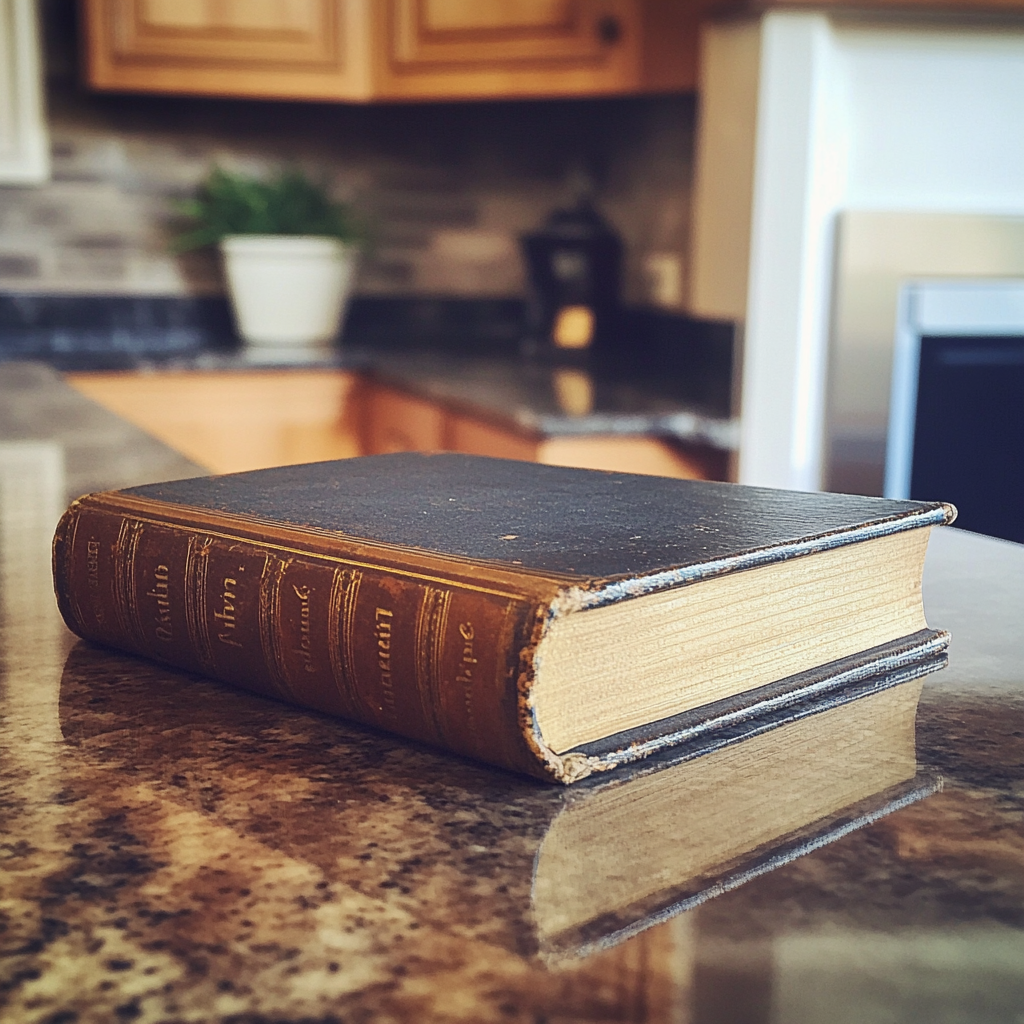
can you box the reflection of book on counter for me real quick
[532,676,938,958]
[57,642,940,963]
[52,452,954,782]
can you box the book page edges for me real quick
[534,629,949,782]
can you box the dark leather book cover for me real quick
[52,452,954,782]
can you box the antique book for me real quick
[52,452,954,783]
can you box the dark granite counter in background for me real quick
[359,352,738,449]
[1,363,1023,1023]
[0,294,739,452]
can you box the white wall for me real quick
[691,13,1024,491]
[843,25,1024,213]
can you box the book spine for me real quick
[52,499,552,779]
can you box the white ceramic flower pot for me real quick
[220,235,358,348]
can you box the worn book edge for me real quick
[554,503,955,612]
[554,628,948,780]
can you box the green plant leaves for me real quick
[172,167,361,251]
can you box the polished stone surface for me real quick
[360,353,738,449]
[1,365,1022,1023]
[2,293,737,449]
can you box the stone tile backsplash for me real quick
[0,8,695,305]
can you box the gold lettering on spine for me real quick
[292,584,316,674]
[114,517,146,649]
[184,535,214,669]
[375,607,396,714]
[147,564,173,642]
[455,621,477,728]
[415,587,452,743]
[327,567,363,714]
[215,575,242,648]
[260,556,297,700]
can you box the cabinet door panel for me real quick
[381,0,641,99]
[83,0,369,99]
[394,0,630,64]
[445,412,539,461]
[113,0,336,64]
[362,386,447,455]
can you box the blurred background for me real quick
[1,0,1022,542]
[4,2,695,304]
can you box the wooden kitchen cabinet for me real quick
[359,381,716,479]
[66,369,363,475]
[376,0,642,101]
[445,407,540,461]
[80,0,706,102]
[81,0,370,101]
[67,370,718,481]
[357,381,447,454]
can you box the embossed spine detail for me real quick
[328,567,364,716]
[114,517,145,650]
[184,534,214,670]
[416,586,453,744]
[262,555,298,702]
[54,493,550,780]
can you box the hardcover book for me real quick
[52,452,954,782]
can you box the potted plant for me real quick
[175,167,362,349]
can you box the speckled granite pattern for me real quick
[1,367,1023,1023]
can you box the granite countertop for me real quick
[2,365,1023,1023]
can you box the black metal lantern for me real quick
[520,197,623,363]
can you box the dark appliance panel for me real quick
[911,335,1024,544]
